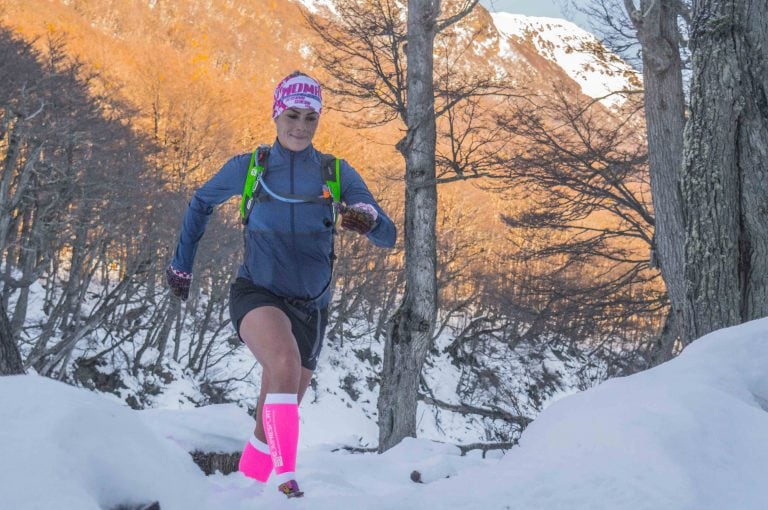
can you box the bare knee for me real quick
[263,353,302,391]
[239,307,302,393]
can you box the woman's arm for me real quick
[170,153,250,272]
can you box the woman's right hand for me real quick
[166,265,192,301]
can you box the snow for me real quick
[293,0,338,15]
[3,318,768,509]
[491,13,640,107]
[0,375,208,510]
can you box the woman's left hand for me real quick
[338,203,378,235]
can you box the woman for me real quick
[165,71,396,498]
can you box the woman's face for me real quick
[275,107,319,152]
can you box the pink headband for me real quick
[272,73,323,119]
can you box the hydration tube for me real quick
[257,175,309,204]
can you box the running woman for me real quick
[166,71,396,498]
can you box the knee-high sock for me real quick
[262,393,300,484]
[238,434,273,483]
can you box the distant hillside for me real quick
[0,0,645,245]
[0,0,632,150]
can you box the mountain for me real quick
[0,0,644,243]
[0,0,636,129]
[490,13,641,108]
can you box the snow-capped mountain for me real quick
[291,0,639,108]
[491,13,641,107]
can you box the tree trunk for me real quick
[377,0,440,452]
[0,297,24,375]
[625,0,688,348]
[646,307,678,366]
[154,297,179,369]
[682,0,768,340]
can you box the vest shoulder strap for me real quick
[240,144,270,224]
[320,154,342,204]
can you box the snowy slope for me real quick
[414,318,768,509]
[2,318,767,509]
[491,13,641,107]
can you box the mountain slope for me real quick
[1,0,638,234]
[491,13,641,107]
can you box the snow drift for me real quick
[1,318,767,509]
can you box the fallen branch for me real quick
[331,445,378,454]
[418,394,532,429]
[455,441,517,457]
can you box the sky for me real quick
[2,317,767,509]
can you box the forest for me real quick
[1,0,766,452]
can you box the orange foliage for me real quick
[1,0,662,334]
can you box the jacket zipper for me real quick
[289,152,295,234]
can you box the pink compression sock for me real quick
[262,393,300,484]
[238,435,273,483]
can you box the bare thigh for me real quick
[240,306,302,393]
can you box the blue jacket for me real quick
[171,140,396,308]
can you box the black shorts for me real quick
[229,278,328,370]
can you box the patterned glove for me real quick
[339,202,378,235]
[166,265,192,301]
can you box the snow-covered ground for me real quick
[2,318,767,509]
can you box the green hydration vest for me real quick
[240,144,342,225]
